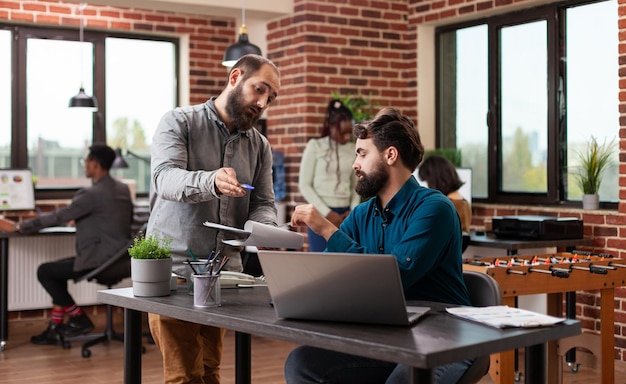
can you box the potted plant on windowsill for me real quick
[128,232,173,297]
[573,136,614,210]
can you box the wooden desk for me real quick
[469,232,592,255]
[98,286,580,384]
[0,228,76,351]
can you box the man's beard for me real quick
[226,83,261,131]
[355,159,389,199]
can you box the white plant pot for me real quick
[582,194,599,210]
[131,258,173,297]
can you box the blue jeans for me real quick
[284,346,473,384]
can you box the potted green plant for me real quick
[128,232,173,297]
[573,136,614,210]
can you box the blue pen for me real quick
[241,183,255,190]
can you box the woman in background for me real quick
[418,155,472,233]
[298,99,361,251]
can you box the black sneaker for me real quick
[31,321,64,346]
[58,313,94,337]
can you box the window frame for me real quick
[2,23,180,199]
[435,0,618,209]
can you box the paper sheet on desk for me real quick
[203,220,304,249]
[446,305,566,328]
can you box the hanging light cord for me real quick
[241,0,245,26]
[78,3,86,88]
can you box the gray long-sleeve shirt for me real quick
[147,99,277,276]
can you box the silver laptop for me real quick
[257,251,430,326]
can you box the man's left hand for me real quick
[291,204,338,241]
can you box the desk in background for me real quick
[98,286,580,384]
[468,232,592,256]
[0,228,76,351]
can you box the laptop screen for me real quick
[257,251,426,326]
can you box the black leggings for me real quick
[36,257,93,307]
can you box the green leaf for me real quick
[572,136,615,195]
[128,232,172,259]
[330,91,378,123]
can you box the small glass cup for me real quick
[193,273,221,308]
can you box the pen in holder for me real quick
[185,259,211,295]
[193,273,221,308]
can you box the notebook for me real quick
[257,251,430,326]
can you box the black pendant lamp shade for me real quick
[69,3,97,111]
[69,86,98,110]
[111,148,129,169]
[222,24,262,67]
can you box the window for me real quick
[1,25,178,197]
[105,37,177,193]
[27,38,94,188]
[0,30,11,168]
[436,0,618,206]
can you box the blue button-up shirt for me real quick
[327,176,471,305]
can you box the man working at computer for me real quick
[0,144,133,346]
[287,108,472,384]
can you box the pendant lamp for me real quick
[69,3,97,110]
[222,0,262,67]
[111,148,129,169]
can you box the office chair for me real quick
[455,270,503,384]
[69,221,149,358]
[69,238,134,358]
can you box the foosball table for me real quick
[463,251,624,384]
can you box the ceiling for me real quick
[68,0,293,20]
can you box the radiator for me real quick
[8,235,131,311]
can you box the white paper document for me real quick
[445,305,566,328]
[203,220,304,249]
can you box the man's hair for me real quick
[418,155,464,196]
[227,54,280,83]
[353,107,424,172]
[88,144,116,170]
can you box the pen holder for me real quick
[193,273,221,308]
[185,260,211,295]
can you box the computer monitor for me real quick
[0,169,35,211]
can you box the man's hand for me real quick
[214,168,246,197]
[0,218,17,232]
[291,204,338,241]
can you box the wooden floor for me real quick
[0,309,624,384]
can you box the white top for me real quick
[298,137,360,216]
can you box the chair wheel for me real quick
[82,348,91,358]
[62,341,71,349]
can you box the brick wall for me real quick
[3,0,626,360]
[265,0,417,211]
